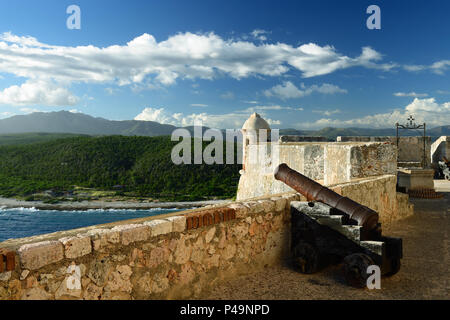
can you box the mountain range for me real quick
[0,111,448,141]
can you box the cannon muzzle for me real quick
[274,163,379,235]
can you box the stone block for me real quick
[242,201,264,214]
[0,271,11,281]
[59,235,92,259]
[18,241,64,270]
[271,197,287,212]
[21,287,51,300]
[111,224,150,245]
[82,229,120,251]
[20,270,30,281]
[164,216,186,233]
[227,203,249,218]
[144,219,172,237]
[397,168,435,190]
[205,227,216,244]
[257,199,275,213]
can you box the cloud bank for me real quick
[301,97,450,129]
[134,106,283,128]
[0,80,79,106]
[0,31,391,89]
[264,81,347,99]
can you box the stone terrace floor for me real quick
[198,180,450,300]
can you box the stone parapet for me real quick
[0,175,412,300]
[337,136,432,168]
[324,142,397,185]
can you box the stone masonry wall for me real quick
[237,141,396,200]
[237,142,326,200]
[324,142,397,185]
[337,136,432,168]
[0,177,413,300]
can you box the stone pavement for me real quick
[199,180,450,300]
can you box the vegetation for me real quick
[0,135,241,201]
[0,133,89,146]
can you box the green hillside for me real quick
[0,133,90,146]
[0,135,241,201]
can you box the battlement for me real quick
[237,140,396,200]
[337,136,432,168]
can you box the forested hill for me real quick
[0,135,241,201]
[0,111,177,136]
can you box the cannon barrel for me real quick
[274,163,379,233]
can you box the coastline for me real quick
[0,197,232,211]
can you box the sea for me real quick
[0,207,181,242]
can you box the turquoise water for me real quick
[0,207,181,242]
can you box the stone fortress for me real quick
[0,113,448,300]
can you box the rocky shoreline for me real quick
[0,197,232,211]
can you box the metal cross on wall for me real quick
[395,115,427,168]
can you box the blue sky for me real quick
[0,0,449,129]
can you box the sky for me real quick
[0,0,449,129]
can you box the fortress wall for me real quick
[237,141,396,200]
[238,143,325,200]
[0,176,413,300]
[324,142,397,185]
[337,136,432,167]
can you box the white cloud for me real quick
[0,31,392,90]
[190,103,208,107]
[242,100,258,104]
[393,92,428,98]
[251,29,270,41]
[20,107,41,114]
[134,107,178,125]
[245,105,303,112]
[134,107,282,129]
[287,45,395,77]
[403,60,450,75]
[264,81,347,99]
[430,60,450,74]
[312,109,341,116]
[0,111,14,118]
[0,80,79,106]
[403,65,426,72]
[300,97,450,129]
[0,32,49,48]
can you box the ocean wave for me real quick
[0,207,182,213]
[0,206,38,212]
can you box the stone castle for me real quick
[0,113,448,300]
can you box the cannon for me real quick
[274,163,402,287]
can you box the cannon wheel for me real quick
[292,241,320,274]
[343,253,374,288]
[385,258,401,276]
